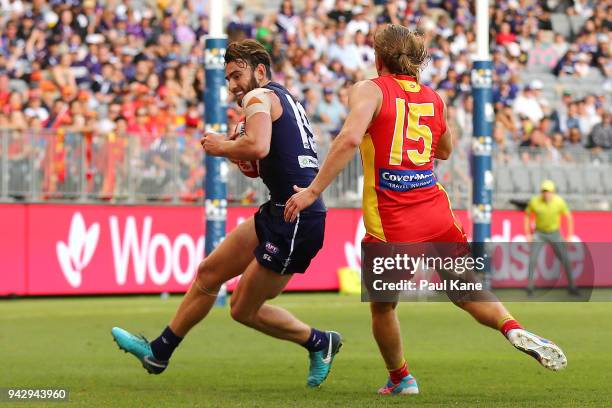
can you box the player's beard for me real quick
[248,71,259,92]
[236,72,261,107]
[246,72,259,96]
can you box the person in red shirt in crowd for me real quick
[0,75,11,108]
[146,98,168,137]
[100,117,128,199]
[496,22,517,46]
[128,107,151,138]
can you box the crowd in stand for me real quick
[0,0,610,201]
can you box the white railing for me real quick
[1,129,610,210]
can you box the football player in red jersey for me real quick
[286,25,567,395]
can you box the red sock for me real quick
[499,316,523,338]
[389,360,409,384]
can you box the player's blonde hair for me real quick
[374,24,428,79]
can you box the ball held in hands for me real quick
[231,121,260,178]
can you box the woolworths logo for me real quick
[57,212,204,287]
[56,212,100,288]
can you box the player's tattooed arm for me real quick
[202,89,275,160]
[285,80,381,222]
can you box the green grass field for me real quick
[2,294,611,407]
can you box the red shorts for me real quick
[363,222,470,259]
[363,223,468,244]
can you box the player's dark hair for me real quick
[374,24,429,79]
[225,39,272,79]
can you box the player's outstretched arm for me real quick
[284,80,381,222]
[202,89,274,161]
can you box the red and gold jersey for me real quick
[360,74,461,242]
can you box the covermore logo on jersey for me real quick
[379,168,437,192]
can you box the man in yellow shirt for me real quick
[524,180,578,295]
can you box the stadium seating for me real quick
[551,13,572,39]
[0,0,609,210]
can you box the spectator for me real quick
[551,132,566,158]
[315,87,347,135]
[565,102,582,132]
[494,82,515,110]
[6,92,28,129]
[538,116,555,136]
[7,129,31,198]
[301,87,319,118]
[493,125,512,162]
[175,11,196,47]
[284,74,303,101]
[552,90,574,133]
[227,5,253,40]
[254,14,274,52]
[346,6,370,36]
[555,47,579,76]
[51,53,77,93]
[327,34,362,74]
[306,23,329,59]
[422,51,450,85]
[99,116,128,199]
[594,34,610,78]
[496,22,517,46]
[277,0,302,40]
[436,14,453,39]
[328,0,353,24]
[521,128,546,149]
[586,111,612,153]
[128,107,151,138]
[577,98,600,136]
[457,71,471,95]
[496,103,519,139]
[574,53,592,77]
[449,23,468,56]
[492,48,510,80]
[565,127,586,161]
[527,30,560,69]
[551,33,569,57]
[543,134,563,163]
[354,30,375,67]
[513,81,544,125]
[24,90,50,123]
[455,95,473,139]
[570,0,594,19]
[299,0,322,24]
